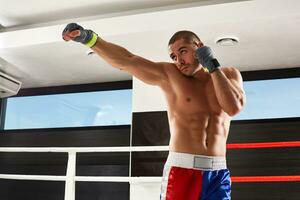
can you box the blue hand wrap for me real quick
[195,46,220,73]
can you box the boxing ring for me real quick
[0,146,168,200]
[1,141,300,200]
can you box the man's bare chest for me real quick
[166,77,222,113]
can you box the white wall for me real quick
[132,77,167,113]
[131,77,167,200]
[130,182,161,200]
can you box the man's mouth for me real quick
[180,67,188,72]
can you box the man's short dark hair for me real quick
[168,30,201,46]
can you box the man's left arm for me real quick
[211,67,246,116]
[195,46,246,116]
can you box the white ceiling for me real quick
[0,0,299,88]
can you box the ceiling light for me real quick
[216,37,239,46]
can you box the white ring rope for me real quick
[0,145,169,153]
[0,174,162,183]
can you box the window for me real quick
[234,77,300,120]
[4,89,132,130]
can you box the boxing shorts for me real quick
[160,151,231,200]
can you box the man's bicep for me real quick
[225,68,246,108]
[225,67,245,93]
[125,56,168,85]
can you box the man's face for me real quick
[168,38,202,76]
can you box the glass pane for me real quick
[4,89,132,129]
[234,77,300,120]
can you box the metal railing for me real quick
[0,146,169,200]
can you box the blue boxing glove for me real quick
[62,23,98,48]
[195,46,220,73]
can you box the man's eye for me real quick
[180,50,187,54]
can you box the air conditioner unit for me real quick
[0,71,22,98]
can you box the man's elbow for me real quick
[226,107,240,117]
[227,98,246,117]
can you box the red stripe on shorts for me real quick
[232,175,300,182]
[166,166,203,200]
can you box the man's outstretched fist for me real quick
[62,23,98,48]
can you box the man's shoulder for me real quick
[156,62,178,73]
[221,66,240,72]
[220,66,243,83]
[157,61,176,67]
[220,66,241,76]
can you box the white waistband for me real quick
[165,151,227,171]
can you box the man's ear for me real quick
[192,41,204,49]
[197,42,204,48]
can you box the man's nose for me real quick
[177,56,185,65]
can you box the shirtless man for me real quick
[62,23,246,200]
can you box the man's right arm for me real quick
[62,23,168,86]
[92,39,168,85]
